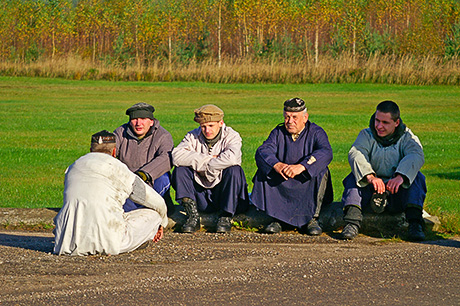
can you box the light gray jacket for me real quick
[349,127,424,188]
[172,124,242,188]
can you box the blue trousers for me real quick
[342,172,426,213]
[124,172,171,212]
[172,165,249,216]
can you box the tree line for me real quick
[1,0,460,66]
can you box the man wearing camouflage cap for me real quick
[171,104,249,233]
[53,130,167,255]
[114,102,174,214]
[251,98,333,235]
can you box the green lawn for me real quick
[1,77,459,233]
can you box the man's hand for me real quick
[386,175,404,194]
[282,164,306,179]
[367,174,386,194]
[153,226,164,243]
[273,162,306,180]
[273,162,289,180]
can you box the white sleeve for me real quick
[129,176,168,228]
[172,132,213,171]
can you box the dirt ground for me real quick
[0,228,459,306]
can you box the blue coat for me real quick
[251,121,333,227]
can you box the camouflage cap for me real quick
[194,104,224,124]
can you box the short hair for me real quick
[90,142,115,154]
[376,100,400,121]
[283,108,307,116]
[90,130,116,154]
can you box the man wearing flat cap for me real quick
[54,130,167,255]
[171,104,249,233]
[250,98,333,235]
[114,102,174,214]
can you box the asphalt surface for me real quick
[0,229,459,306]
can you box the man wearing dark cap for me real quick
[53,130,168,255]
[251,98,333,235]
[340,100,426,241]
[114,102,174,214]
[171,104,249,233]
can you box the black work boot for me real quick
[407,222,425,241]
[306,218,322,236]
[216,216,232,233]
[406,206,426,241]
[341,205,362,240]
[265,222,282,234]
[181,198,200,233]
[341,223,359,240]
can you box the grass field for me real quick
[0,77,459,233]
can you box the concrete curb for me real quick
[1,203,441,235]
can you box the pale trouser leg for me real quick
[119,208,162,254]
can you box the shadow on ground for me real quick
[0,233,54,253]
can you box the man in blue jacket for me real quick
[251,98,333,235]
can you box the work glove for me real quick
[135,170,152,184]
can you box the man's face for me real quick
[284,111,308,135]
[374,111,400,137]
[130,117,154,138]
[200,120,224,140]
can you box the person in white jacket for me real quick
[171,105,249,233]
[53,130,168,255]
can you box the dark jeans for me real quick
[172,165,249,216]
[124,172,171,212]
[342,172,426,213]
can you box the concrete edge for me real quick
[0,203,442,235]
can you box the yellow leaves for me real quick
[0,0,459,62]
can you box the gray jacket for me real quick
[349,127,424,188]
[114,119,173,185]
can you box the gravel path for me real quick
[1,230,459,305]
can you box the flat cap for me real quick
[126,102,155,120]
[194,104,224,124]
[91,130,116,144]
[284,98,306,112]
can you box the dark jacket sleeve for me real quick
[255,127,282,177]
[298,126,333,179]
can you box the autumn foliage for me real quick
[1,0,459,84]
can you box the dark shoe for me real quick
[181,198,200,233]
[370,191,389,214]
[216,216,232,233]
[407,222,426,241]
[306,218,322,236]
[265,222,282,234]
[341,223,359,240]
